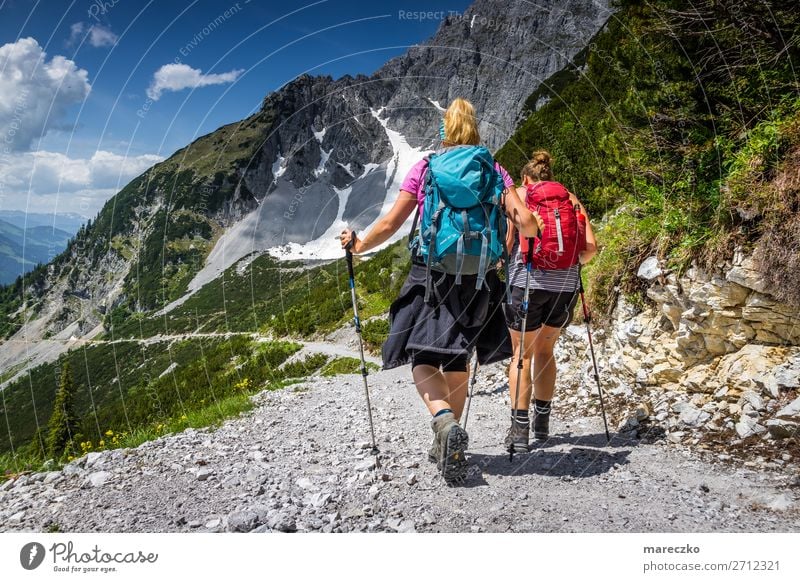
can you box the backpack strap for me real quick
[471,161,501,292]
[408,205,420,245]
[407,205,420,259]
[424,202,445,303]
[423,162,445,304]
[407,154,433,259]
[554,207,564,253]
[455,210,468,285]
[475,229,490,291]
[498,190,512,304]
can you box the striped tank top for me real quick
[508,238,580,292]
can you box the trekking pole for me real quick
[510,239,534,462]
[461,355,480,431]
[345,231,380,464]
[577,265,611,443]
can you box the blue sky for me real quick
[0,0,471,215]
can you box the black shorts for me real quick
[411,351,469,372]
[503,286,579,332]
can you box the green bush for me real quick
[361,318,389,352]
[254,340,302,367]
[281,353,329,378]
[320,357,380,377]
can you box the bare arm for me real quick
[339,190,417,254]
[505,217,516,255]
[569,192,597,264]
[504,186,543,238]
[504,187,527,253]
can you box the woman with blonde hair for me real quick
[340,98,542,484]
[503,150,597,453]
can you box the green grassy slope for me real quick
[108,239,410,338]
[0,109,275,337]
[496,0,800,315]
[0,239,409,468]
[0,336,327,473]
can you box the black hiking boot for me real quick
[532,405,551,441]
[504,418,530,453]
[431,412,469,485]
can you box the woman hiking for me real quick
[504,150,597,453]
[340,98,542,484]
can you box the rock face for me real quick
[376,1,611,151]
[191,0,613,280]
[558,248,800,446]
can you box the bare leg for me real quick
[443,370,469,419]
[531,325,561,401]
[413,365,469,419]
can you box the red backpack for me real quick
[518,181,586,269]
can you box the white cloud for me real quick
[67,22,118,48]
[146,63,243,101]
[0,37,92,151]
[69,22,84,42]
[69,22,118,48]
[88,150,162,188]
[88,25,118,47]
[0,150,164,215]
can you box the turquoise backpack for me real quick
[409,145,510,303]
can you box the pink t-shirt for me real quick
[401,157,515,215]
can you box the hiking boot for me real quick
[427,436,438,463]
[532,408,550,441]
[431,412,469,484]
[504,418,530,453]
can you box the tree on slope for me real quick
[46,362,80,459]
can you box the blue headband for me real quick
[439,119,446,141]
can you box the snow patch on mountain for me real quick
[266,114,430,262]
[360,163,380,178]
[427,99,446,112]
[272,153,287,184]
[370,108,431,217]
[268,185,353,261]
[314,148,332,177]
[337,162,354,177]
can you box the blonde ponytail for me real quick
[443,98,480,146]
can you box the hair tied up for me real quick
[521,149,554,182]
[531,150,552,168]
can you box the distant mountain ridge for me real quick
[0,216,77,284]
[0,211,86,233]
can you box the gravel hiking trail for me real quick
[1,360,798,533]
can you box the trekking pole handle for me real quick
[525,237,535,267]
[345,231,357,281]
